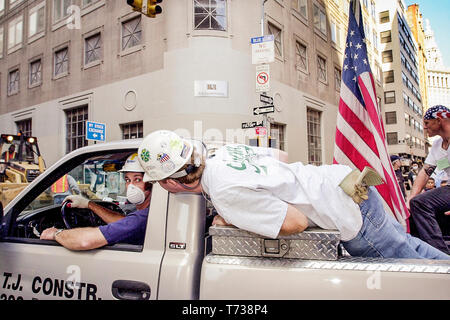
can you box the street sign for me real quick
[241,121,264,129]
[255,126,267,136]
[260,93,273,105]
[256,64,270,93]
[251,35,275,65]
[253,105,275,116]
[86,121,106,142]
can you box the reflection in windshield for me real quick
[23,152,132,214]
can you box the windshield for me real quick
[20,151,134,215]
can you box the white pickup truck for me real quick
[0,140,449,300]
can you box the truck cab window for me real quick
[5,150,150,251]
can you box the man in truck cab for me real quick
[137,130,449,260]
[40,153,152,250]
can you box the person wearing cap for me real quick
[40,153,152,250]
[137,130,449,260]
[391,155,406,199]
[408,105,450,254]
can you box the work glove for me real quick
[63,195,90,209]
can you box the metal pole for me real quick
[261,0,269,148]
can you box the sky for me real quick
[405,0,450,67]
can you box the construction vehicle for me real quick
[0,133,46,207]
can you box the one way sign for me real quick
[253,105,275,115]
[86,121,106,142]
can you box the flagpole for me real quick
[261,0,269,148]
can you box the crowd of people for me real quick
[391,105,450,255]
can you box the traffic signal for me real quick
[126,0,162,18]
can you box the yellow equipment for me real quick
[0,133,46,207]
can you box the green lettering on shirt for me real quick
[225,145,267,175]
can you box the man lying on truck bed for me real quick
[136,130,449,260]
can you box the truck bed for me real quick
[199,252,450,299]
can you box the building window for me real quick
[295,41,308,72]
[383,70,394,84]
[380,30,391,43]
[54,46,69,77]
[65,106,88,153]
[385,111,397,125]
[375,63,382,83]
[307,108,322,166]
[317,55,327,83]
[8,15,23,50]
[269,123,286,151]
[84,32,101,65]
[16,118,32,136]
[331,21,340,46]
[121,122,143,140]
[384,90,395,104]
[29,1,45,39]
[313,3,327,35]
[382,50,393,63]
[29,58,42,87]
[8,68,19,95]
[268,22,282,58]
[386,132,398,145]
[194,0,227,31]
[121,15,141,51]
[292,0,307,19]
[53,0,72,22]
[379,10,389,23]
[334,67,341,91]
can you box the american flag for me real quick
[333,0,410,230]
[158,153,170,163]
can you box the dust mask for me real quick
[127,184,145,205]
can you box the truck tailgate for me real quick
[200,255,450,299]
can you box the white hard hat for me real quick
[119,153,145,173]
[138,130,193,182]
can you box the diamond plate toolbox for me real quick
[209,226,341,261]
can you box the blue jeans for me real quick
[343,188,450,260]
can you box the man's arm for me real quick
[40,227,108,251]
[88,201,125,224]
[408,165,436,206]
[212,204,308,236]
[278,204,309,236]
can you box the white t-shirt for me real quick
[201,144,362,241]
[425,137,450,178]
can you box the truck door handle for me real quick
[111,280,151,300]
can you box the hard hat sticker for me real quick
[157,153,170,163]
[140,149,151,162]
[170,139,183,151]
[180,143,191,159]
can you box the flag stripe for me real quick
[335,118,384,174]
[338,100,379,156]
